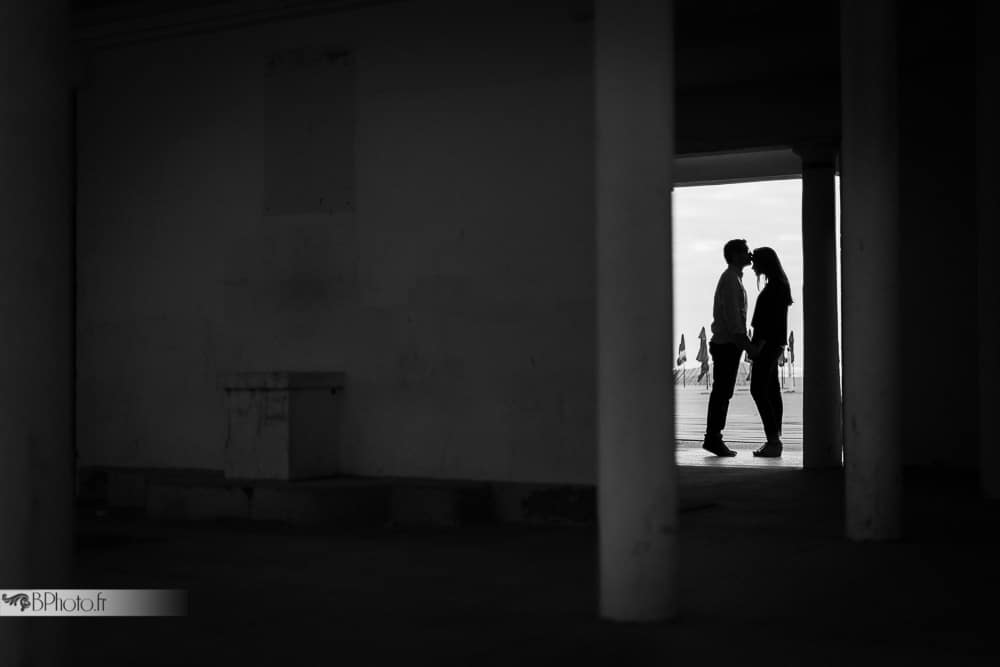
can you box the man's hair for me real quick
[723,239,747,264]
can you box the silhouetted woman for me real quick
[748,247,793,457]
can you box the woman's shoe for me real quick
[752,441,783,458]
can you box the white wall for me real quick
[77,1,597,483]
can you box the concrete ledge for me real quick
[389,481,494,527]
[148,484,251,521]
[251,483,390,526]
[77,467,604,527]
[492,483,595,525]
[77,466,772,527]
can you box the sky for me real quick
[672,177,841,376]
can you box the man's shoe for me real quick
[752,442,783,458]
[703,438,737,457]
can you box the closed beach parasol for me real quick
[677,334,687,386]
[696,326,710,383]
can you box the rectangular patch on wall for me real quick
[259,52,355,217]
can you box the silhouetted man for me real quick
[703,239,753,456]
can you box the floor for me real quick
[675,384,803,446]
[675,383,805,467]
[676,439,803,467]
[71,466,1000,666]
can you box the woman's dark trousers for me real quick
[750,345,784,440]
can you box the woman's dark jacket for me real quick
[750,281,790,348]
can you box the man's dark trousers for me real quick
[705,342,742,439]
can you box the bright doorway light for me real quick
[672,177,843,466]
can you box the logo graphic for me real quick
[0,589,186,616]
[2,593,30,612]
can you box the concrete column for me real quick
[796,144,843,469]
[977,1,1000,499]
[595,0,677,621]
[840,0,902,540]
[0,1,73,664]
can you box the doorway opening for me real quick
[672,168,842,468]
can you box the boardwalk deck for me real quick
[674,384,803,468]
